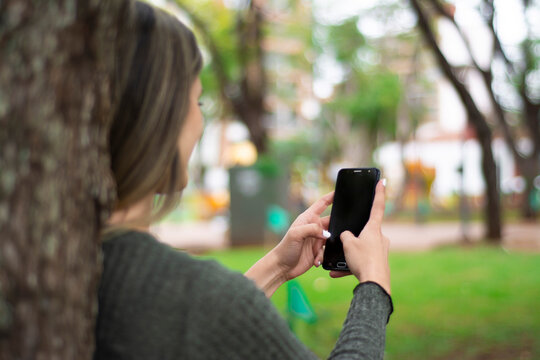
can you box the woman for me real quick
[95,1,393,359]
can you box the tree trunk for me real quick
[0,0,124,358]
[410,0,502,241]
[177,0,269,154]
[234,102,268,153]
[477,130,502,239]
[235,0,267,154]
[430,0,539,220]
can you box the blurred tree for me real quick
[410,0,503,239]
[0,0,121,358]
[320,4,436,216]
[329,71,401,163]
[411,0,540,231]
[321,17,402,165]
[432,0,539,220]
[175,0,269,153]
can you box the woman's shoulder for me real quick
[98,230,270,332]
[97,230,306,359]
[100,229,255,300]
[97,230,259,358]
[101,229,230,281]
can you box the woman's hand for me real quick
[273,192,333,279]
[245,192,333,297]
[331,180,391,294]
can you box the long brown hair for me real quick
[108,1,202,227]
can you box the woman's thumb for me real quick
[340,231,355,247]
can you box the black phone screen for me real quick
[322,168,380,271]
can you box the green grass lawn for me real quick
[198,245,540,359]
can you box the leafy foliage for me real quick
[330,71,401,140]
[318,15,402,151]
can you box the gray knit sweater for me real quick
[94,231,393,359]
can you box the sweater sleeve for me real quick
[189,263,393,360]
[184,263,318,360]
[328,282,394,360]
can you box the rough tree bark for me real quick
[409,0,502,240]
[0,0,125,358]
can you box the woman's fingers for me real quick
[320,215,330,229]
[367,180,386,227]
[313,241,325,267]
[289,223,326,241]
[306,191,334,217]
[329,270,353,278]
[339,230,356,248]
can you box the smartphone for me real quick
[322,167,380,271]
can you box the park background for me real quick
[144,0,540,359]
[1,0,538,358]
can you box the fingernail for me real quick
[322,230,331,238]
[317,261,321,267]
[382,178,387,187]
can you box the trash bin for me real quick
[229,165,288,246]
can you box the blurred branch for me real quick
[482,0,540,156]
[410,0,487,135]
[429,0,520,160]
[518,18,540,152]
[174,0,268,152]
[235,0,265,105]
[481,0,517,75]
[230,0,267,152]
[430,0,485,72]
[482,0,539,218]
[410,0,501,238]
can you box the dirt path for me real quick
[151,221,540,253]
